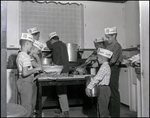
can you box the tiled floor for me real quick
[43,107,88,117]
[120,104,137,117]
[42,103,137,117]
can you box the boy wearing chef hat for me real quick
[49,32,57,40]
[104,27,122,117]
[29,40,44,116]
[16,33,42,117]
[75,37,106,74]
[104,27,118,44]
[94,37,106,49]
[46,32,70,117]
[19,33,34,50]
[30,40,43,68]
[83,37,106,68]
[86,48,113,117]
[27,27,40,41]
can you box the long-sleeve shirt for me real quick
[87,62,111,89]
[46,40,69,73]
[106,42,122,66]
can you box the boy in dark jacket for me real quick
[46,32,69,117]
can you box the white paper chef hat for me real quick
[49,32,57,39]
[105,27,117,34]
[94,37,104,43]
[20,33,34,42]
[97,48,113,59]
[27,27,40,35]
[33,40,44,50]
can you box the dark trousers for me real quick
[108,66,121,117]
[56,85,69,112]
[97,85,111,117]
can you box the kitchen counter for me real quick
[79,47,138,52]
[122,47,138,51]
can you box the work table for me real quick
[35,73,92,117]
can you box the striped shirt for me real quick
[16,52,33,76]
[87,62,111,89]
[106,42,122,66]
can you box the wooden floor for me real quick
[41,103,137,117]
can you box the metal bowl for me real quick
[89,85,99,97]
[86,76,99,97]
[42,65,63,75]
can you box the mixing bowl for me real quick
[86,76,99,97]
[42,65,63,75]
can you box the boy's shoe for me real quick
[54,109,61,114]
[42,112,44,117]
[54,111,69,117]
[30,112,38,117]
[34,109,37,113]
[32,112,44,117]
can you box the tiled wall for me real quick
[19,1,83,46]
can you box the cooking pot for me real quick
[66,43,79,62]
[40,50,52,66]
[86,76,99,97]
[41,57,51,66]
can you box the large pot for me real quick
[66,43,79,62]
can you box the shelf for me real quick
[7,48,19,50]
[79,49,95,51]
[122,47,138,51]
[43,98,84,108]
[80,47,138,52]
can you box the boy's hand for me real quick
[35,66,42,73]
[76,67,87,75]
[44,47,49,50]
[33,53,39,58]
[85,58,91,63]
[85,87,91,97]
[134,61,140,67]
[37,66,42,70]
[43,54,52,58]
[50,62,54,66]
[92,61,99,67]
